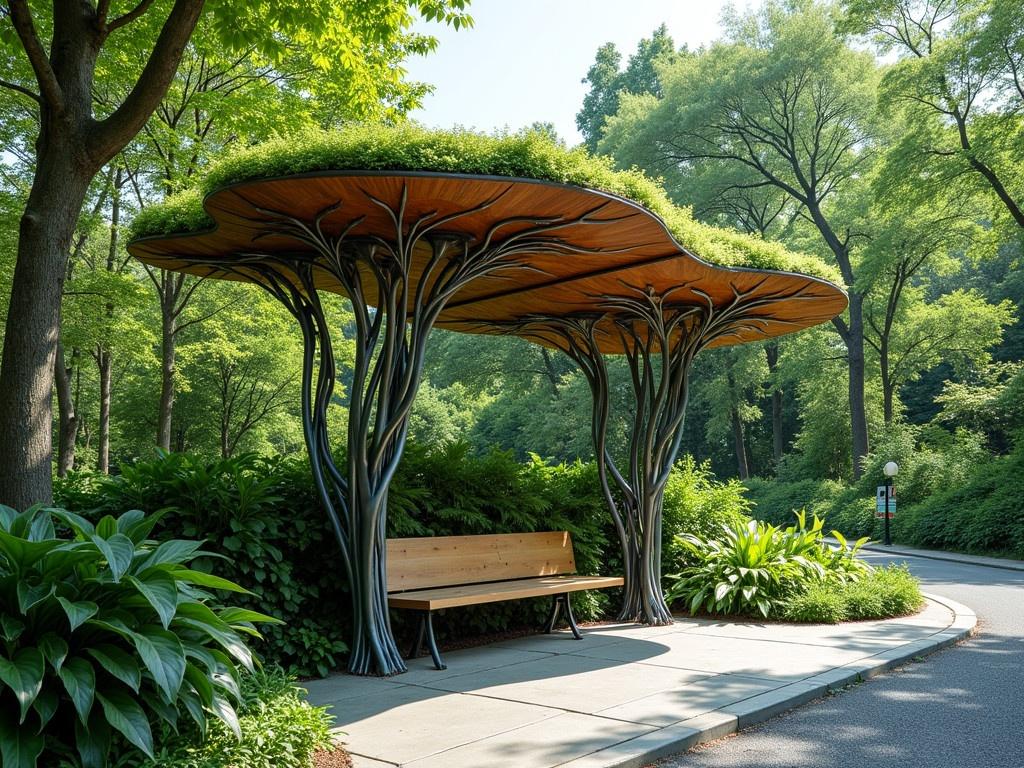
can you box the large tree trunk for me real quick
[0,145,93,507]
[771,390,784,464]
[880,332,894,425]
[0,0,205,507]
[764,342,784,467]
[540,347,562,397]
[54,340,80,477]
[220,374,232,459]
[96,348,112,474]
[157,277,178,451]
[96,171,120,475]
[731,407,750,480]
[847,293,870,478]
[805,200,869,479]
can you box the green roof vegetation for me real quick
[129,124,842,283]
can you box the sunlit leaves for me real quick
[0,505,272,766]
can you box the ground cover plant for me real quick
[0,505,277,767]
[784,565,924,622]
[138,668,338,768]
[663,511,920,622]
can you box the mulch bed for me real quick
[313,747,353,768]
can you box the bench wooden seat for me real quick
[387,531,622,670]
[387,575,624,610]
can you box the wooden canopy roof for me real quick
[128,171,848,352]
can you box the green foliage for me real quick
[665,513,871,618]
[0,505,274,767]
[55,446,612,669]
[746,419,1019,559]
[785,565,924,623]
[935,362,1024,449]
[55,445,762,673]
[140,668,335,768]
[841,564,924,619]
[895,439,1024,558]
[56,454,350,679]
[742,477,842,527]
[662,457,753,563]
[782,583,848,623]
[128,123,839,282]
[576,24,679,150]
[842,0,1024,236]
[388,443,614,634]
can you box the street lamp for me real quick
[882,461,898,545]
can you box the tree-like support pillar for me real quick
[527,281,814,626]
[171,186,620,675]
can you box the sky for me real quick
[404,0,752,145]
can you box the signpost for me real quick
[875,485,896,518]
[877,461,898,546]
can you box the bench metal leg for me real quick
[544,594,562,634]
[423,611,446,670]
[563,593,583,640]
[409,612,426,660]
[407,610,446,670]
[544,594,583,640]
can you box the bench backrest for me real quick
[386,531,577,592]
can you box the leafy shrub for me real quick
[783,585,847,623]
[662,457,751,547]
[784,565,923,622]
[895,440,1024,558]
[55,445,766,675]
[56,446,613,670]
[742,477,838,527]
[56,454,350,679]
[140,668,337,768]
[0,505,274,767]
[826,493,877,540]
[665,513,871,618]
[842,565,923,619]
[744,424,1022,559]
[389,443,614,638]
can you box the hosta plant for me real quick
[665,512,872,618]
[0,505,279,768]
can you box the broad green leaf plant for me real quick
[0,505,278,767]
[665,512,871,618]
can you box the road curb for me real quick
[562,594,977,768]
[860,543,1024,573]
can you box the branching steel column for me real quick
[167,184,622,675]
[523,280,817,625]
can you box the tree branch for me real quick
[90,0,206,160]
[6,0,62,109]
[0,77,40,103]
[107,0,156,32]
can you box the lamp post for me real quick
[883,461,898,546]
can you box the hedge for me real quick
[55,443,752,677]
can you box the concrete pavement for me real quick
[305,593,972,768]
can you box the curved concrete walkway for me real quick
[304,595,974,768]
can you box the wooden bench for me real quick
[387,531,623,670]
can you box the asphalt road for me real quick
[654,551,1024,768]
